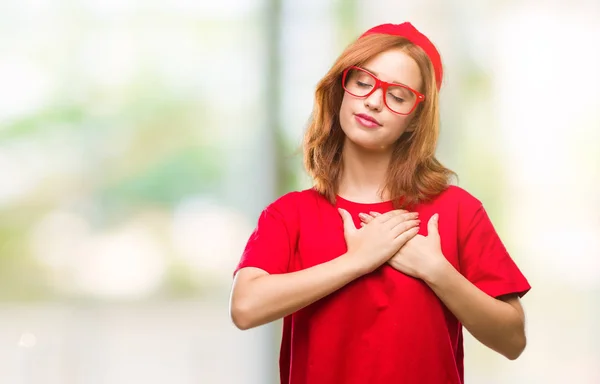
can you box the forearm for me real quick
[423,261,526,360]
[231,254,364,330]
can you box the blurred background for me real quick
[0,0,599,383]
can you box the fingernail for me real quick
[358,213,367,219]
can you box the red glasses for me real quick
[342,66,425,115]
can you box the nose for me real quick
[364,87,384,111]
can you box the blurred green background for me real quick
[0,0,599,383]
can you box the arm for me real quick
[363,211,528,360]
[422,262,526,360]
[230,256,363,330]
[230,208,419,330]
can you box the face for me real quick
[339,48,423,152]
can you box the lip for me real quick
[354,113,382,128]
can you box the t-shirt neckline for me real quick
[335,194,394,209]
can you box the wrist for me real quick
[340,251,370,277]
[421,255,453,286]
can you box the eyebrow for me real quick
[362,66,404,86]
[361,67,409,87]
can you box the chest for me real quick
[292,206,460,272]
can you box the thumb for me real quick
[427,213,440,239]
[338,208,357,234]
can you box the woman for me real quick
[230,22,530,384]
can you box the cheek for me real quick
[393,115,413,132]
[339,94,354,130]
[387,115,413,138]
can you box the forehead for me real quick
[361,48,422,91]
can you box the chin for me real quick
[344,133,394,152]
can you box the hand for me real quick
[338,208,420,274]
[359,212,448,280]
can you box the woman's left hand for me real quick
[359,212,449,280]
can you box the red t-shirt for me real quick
[234,185,531,384]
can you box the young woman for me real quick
[229,22,531,384]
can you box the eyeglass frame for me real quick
[341,66,425,115]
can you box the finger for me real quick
[358,212,375,224]
[393,226,420,246]
[391,219,421,236]
[338,208,357,234]
[427,213,440,239]
[384,212,419,228]
[377,209,409,223]
[360,222,366,228]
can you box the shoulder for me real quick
[434,185,483,209]
[423,185,486,224]
[266,188,328,215]
[259,188,329,237]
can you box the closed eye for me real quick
[387,92,405,103]
[357,81,373,88]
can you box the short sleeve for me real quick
[233,193,299,277]
[458,204,531,298]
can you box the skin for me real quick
[337,48,422,203]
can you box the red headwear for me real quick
[359,22,443,90]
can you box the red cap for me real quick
[359,22,443,90]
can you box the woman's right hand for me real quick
[338,208,420,274]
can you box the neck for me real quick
[338,138,393,203]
